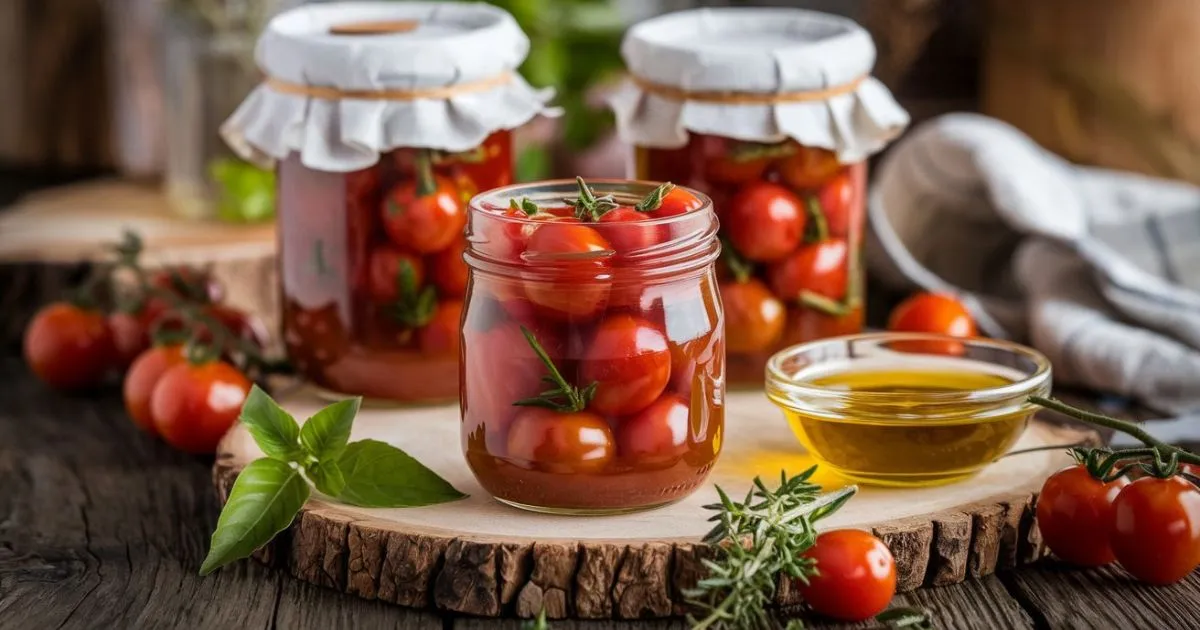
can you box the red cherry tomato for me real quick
[616,394,690,465]
[108,310,152,368]
[767,239,848,302]
[815,170,855,238]
[597,207,662,256]
[649,186,703,218]
[1109,475,1200,585]
[151,266,225,304]
[345,166,381,212]
[23,302,115,390]
[887,293,977,355]
[381,175,466,254]
[203,304,270,352]
[777,146,842,190]
[796,529,897,622]
[123,344,186,435]
[522,222,612,321]
[149,360,251,454]
[366,246,426,304]
[704,155,769,186]
[720,279,786,353]
[580,314,671,417]
[505,407,615,473]
[1037,465,1129,567]
[418,300,463,356]
[429,239,469,298]
[726,183,806,263]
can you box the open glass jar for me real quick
[611,8,910,386]
[461,180,724,514]
[221,2,551,402]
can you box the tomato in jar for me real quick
[278,133,513,402]
[461,179,724,514]
[637,135,867,386]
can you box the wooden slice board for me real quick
[0,180,278,348]
[213,388,1091,620]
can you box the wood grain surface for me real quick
[2,359,1200,628]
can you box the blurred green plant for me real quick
[209,158,277,223]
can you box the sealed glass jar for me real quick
[611,8,910,385]
[221,2,551,401]
[461,180,724,514]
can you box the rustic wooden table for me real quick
[2,357,1199,630]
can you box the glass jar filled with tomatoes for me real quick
[611,8,910,385]
[461,179,724,514]
[221,3,551,402]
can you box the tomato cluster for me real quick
[461,180,724,512]
[639,136,864,384]
[278,133,511,402]
[1038,462,1200,584]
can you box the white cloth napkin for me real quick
[869,113,1200,417]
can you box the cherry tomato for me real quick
[149,360,251,454]
[522,222,613,321]
[505,407,615,473]
[767,240,848,301]
[1037,465,1129,567]
[887,292,977,355]
[796,529,897,622]
[429,239,469,298]
[726,183,805,263]
[597,207,662,256]
[203,304,270,352]
[418,300,463,356]
[345,165,381,212]
[649,186,704,219]
[581,314,671,417]
[777,146,842,190]
[24,302,115,390]
[108,310,153,368]
[704,155,769,186]
[720,279,786,353]
[366,246,426,304]
[1109,475,1200,585]
[151,266,225,304]
[381,175,466,254]
[123,344,186,435]
[616,394,690,465]
[815,170,855,237]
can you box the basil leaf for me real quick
[306,460,346,497]
[336,439,466,507]
[299,397,361,462]
[200,458,309,575]
[239,385,303,461]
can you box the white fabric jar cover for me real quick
[221,1,554,173]
[609,8,909,163]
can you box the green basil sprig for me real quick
[200,386,467,575]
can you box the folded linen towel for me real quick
[869,113,1200,416]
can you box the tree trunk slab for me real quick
[213,388,1090,620]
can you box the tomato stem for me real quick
[512,326,596,412]
[388,259,437,328]
[802,196,830,244]
[414,150,437,198]
[719,237,754,284]
[730,140,795,164]
[568,176,619,222]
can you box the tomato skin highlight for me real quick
[580,314,672,417]
[726,183,806,263]
[149,361,251,454]
[1037,465,1129,567]
[505,407,615,474]
[1109,475,1200,585]
[886,292,977,355]
[24,302,115,390]
[615,394,690,465]
[597,207,662,256]
[381,176,466,254]
[720,279,785,353]
[767,239,849,302]
[815,170,855,237]
[123,344,187,435]
[650,186,704,218]
[797,529,897,622]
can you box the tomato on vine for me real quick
[1109,475,1200,585]
[726,183,806,262]
[123,344,186,435]
[150,359,251,454]
[1037,464,1129,567]
[381,152,466,254]
[24,302,115,390]
[796,529,897,622]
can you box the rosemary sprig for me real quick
[687,468,857,630]
[634,182,676,213]
[566,176,619,221]
[512,326,597,412]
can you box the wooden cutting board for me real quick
[213,388,1087,620]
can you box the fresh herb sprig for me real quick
[687,468,857,630]
[201,387,466,574]
[634,182,675,213]
[567,176,619,221]
[389,259,437,328]
[512,326,597,412]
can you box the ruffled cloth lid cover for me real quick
[221,1,554,173]
[610,8,909,163]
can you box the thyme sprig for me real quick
[566,176,619,221]
[687,468,857,630]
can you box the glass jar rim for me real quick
[765,332,1052,407]
[468,178,714,228]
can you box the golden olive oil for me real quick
[782,367,1031,487]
